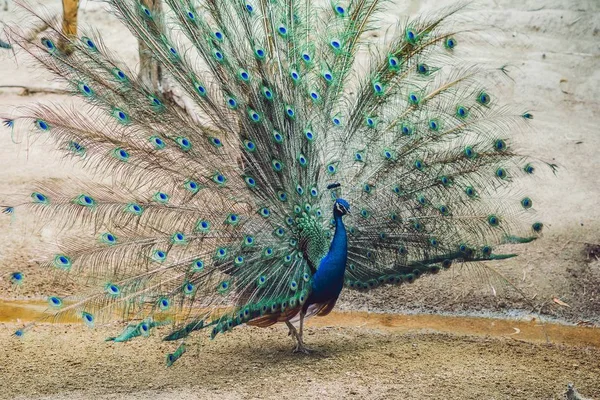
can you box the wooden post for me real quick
[138,0,164,95]
[59,0,79,55]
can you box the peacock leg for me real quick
[285,320,300,345]
[293,310,311,354]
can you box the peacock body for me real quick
[2,0,546,362]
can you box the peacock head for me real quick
[333,198,350,217]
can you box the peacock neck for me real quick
[329,214,348,263]
[308,213,348,304]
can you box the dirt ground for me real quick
[0,0,599,399]
[1,320,599,400]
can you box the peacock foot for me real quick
[293,342,311,354]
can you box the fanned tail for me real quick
[1,0,547,364]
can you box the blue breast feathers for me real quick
[309,199,349,304]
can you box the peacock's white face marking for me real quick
[334,199,350,216]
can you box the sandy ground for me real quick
[0,0,599,399]
[1,321,600,400]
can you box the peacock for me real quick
[2,0,547,362]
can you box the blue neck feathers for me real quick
[309,213,348,303]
